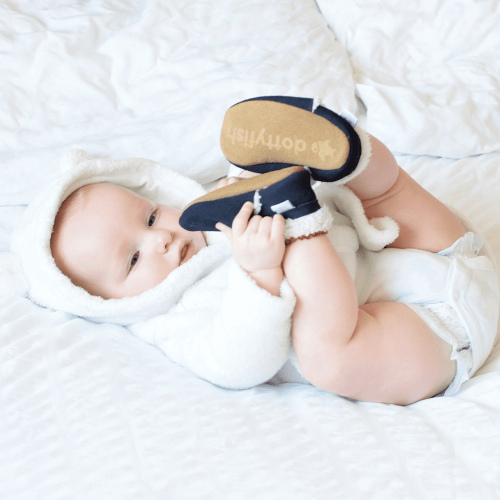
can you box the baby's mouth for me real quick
[179,240,193,264]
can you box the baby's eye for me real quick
[130,252,139,269]
[148,211,157,227]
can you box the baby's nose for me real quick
[153,228,172,252]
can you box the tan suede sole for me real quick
[220,100,350,170]
[184,166,305,209]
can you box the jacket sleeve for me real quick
[129,260,296,390]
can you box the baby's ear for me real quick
[60,149,95,173]
[0,252,29,299]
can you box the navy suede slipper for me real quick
[179,166,321,232]
[220,96,371,183]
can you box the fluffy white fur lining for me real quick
[130,259,297,390]
[283,206,334,240]
[10,151,229,325]
[328,184,399,251]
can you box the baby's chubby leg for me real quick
[347,135,466,252]
[284,135,459,404]
[283,234,456,405]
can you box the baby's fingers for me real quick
[271,214,286,240]
[231,201,254,237]
[215,222,232,240]
[255,215,273,234]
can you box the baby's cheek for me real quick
[196,231,208,251]
[127,265,166,297]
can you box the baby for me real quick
[34,97,500,405]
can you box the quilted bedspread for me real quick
[1,0,500,499]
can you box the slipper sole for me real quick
[221,100,351,174]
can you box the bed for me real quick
[1,0,500,498]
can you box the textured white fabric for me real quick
[0,253,29,298]
[2,291,500,500]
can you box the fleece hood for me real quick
[10,151,229,325]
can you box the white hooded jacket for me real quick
[10,150,402,389]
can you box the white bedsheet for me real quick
[0,0,355,205]
[1,0,500,499]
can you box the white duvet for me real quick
[317,0,500,158]
[1,0,500,499]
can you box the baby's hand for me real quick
[216,201,286,272]
[216,202,286,295]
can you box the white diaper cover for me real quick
[355,232,500,397]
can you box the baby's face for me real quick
[51,183,207,299]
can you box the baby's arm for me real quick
[131,258,295,390]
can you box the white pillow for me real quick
[317,0,500,158]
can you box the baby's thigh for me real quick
[300,301,456,405]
